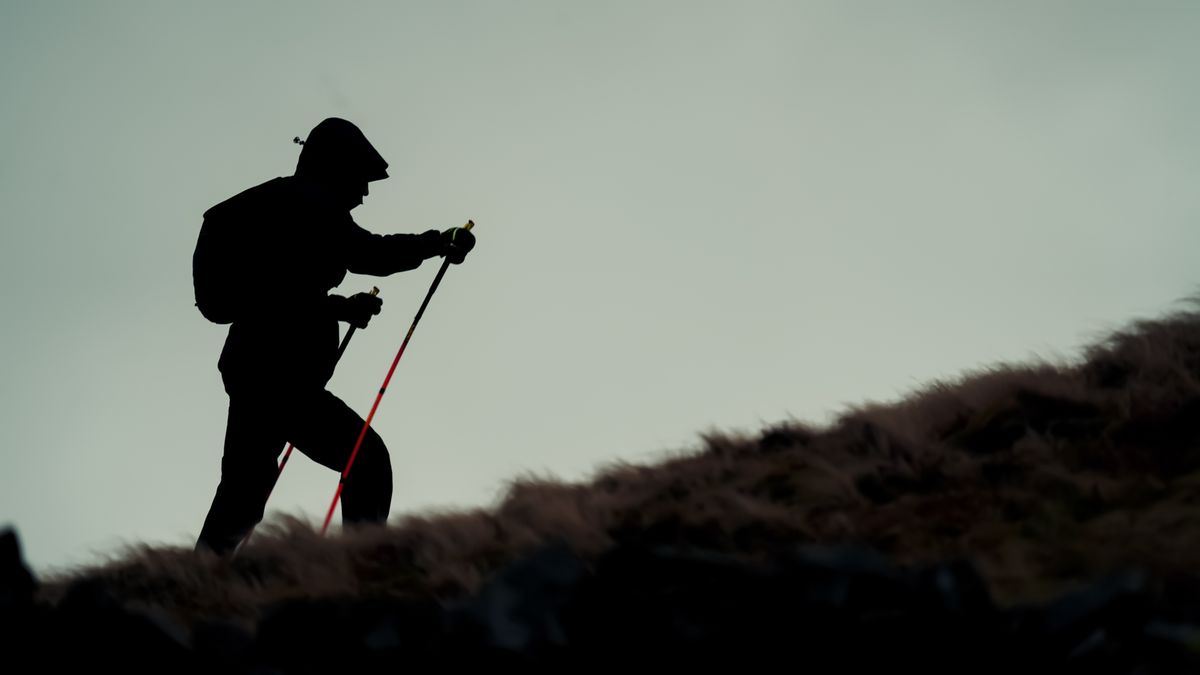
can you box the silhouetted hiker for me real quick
[192,117,475,555]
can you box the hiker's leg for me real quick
[288,390,393,526]
[196,393,284,555]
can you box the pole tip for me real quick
[464,220,474,231]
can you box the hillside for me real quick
[5,302,1200,671]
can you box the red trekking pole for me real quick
[234,286,379,554]
[321,220,475,534]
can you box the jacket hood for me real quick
[295,117,389,183]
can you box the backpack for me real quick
[192,206,242,324]
[192,180,280,324]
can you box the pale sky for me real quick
[2,1,1197,573]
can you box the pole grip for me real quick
[448,221,474,249]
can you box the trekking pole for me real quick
[235,286,380,554]
[321,220,474,535]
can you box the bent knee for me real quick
[350,437,391,479]
[365,425,387,450]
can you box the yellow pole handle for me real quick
[449,220,474,247]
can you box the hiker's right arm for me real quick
[324,292,382,328]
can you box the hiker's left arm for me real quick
[345,223,444,275]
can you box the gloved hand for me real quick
[440,226,475,264]
[329,292,383,329]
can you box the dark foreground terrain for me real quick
[5,304,1200,672]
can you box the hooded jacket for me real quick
[202,177,441,391]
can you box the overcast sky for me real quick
[2,1,1197,573]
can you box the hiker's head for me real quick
[294,117,388,210]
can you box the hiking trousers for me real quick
[195,386,392,555]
